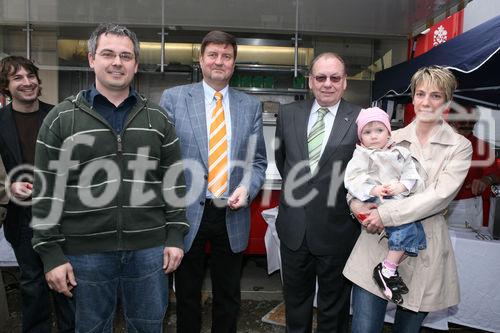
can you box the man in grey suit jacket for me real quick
[275,53,361,333]
[160,31,267,333]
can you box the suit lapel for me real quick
[0,106,23,164]
[316,99,356,171]
[294,100,314,163]
[228,88,242,176]
[186,83,209,170]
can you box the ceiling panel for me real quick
[0,0,470,37]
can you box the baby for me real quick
[344,107,425,304]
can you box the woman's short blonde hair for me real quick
[410,66,457,102]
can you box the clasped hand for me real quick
[350,199,384,234]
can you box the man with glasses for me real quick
[275,52,361,332]
[31,23,188,332]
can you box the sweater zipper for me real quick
[83,105,125,248]
[79,100,146,249]
[116,134,124,248]
[116,104,144,248]
[116,135,123,153]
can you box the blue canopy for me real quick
[373,14,500,108]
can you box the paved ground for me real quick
[0,256,489,332]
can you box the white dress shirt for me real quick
[307,100,339,158]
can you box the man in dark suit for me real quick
[0,56,74,332]
[275,52,361,333]
[160,31,267,333]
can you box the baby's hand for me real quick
[370,185,384,197]
[384,182,407,196]
[370,185,387,202]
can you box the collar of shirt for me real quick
[202,81,229,107]
[311,100,340,119]
[307,100,339,133]
[84,85,138,134]
[86,85,138,108]
[307,100,340,158]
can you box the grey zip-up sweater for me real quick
[32,91,188,273]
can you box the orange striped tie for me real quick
[208,92,228,197]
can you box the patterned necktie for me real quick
[308,107,328,173]
[208,92,228,197]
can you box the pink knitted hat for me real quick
[356,107,391,140]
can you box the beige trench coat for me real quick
[343,120,472,312]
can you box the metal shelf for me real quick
[235,64,308,73]
[39,65,192,75]
[234,87,308,95]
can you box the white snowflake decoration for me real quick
[433,25,448,46]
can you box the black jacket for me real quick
[0,101,52,245]
[275,99,361,257]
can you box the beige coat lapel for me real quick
[391,120,461,186]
